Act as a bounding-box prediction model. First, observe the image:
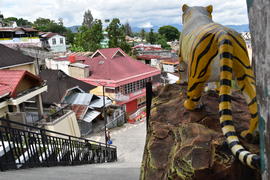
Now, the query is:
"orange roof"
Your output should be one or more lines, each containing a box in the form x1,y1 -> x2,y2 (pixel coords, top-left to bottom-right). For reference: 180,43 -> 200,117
161,58 -> 179,65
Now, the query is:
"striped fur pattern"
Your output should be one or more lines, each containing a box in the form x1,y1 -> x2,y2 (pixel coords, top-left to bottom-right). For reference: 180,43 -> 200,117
179,4 -> 260,168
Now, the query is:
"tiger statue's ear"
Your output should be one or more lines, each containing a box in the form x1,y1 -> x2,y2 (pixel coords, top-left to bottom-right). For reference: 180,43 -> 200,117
206,5 -> 213,14
182,4 -> 189,12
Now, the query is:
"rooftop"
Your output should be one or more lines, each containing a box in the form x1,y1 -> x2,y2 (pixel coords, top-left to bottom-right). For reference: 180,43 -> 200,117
0,27 -> 38,32
0,44 -> 34,69
83,48 -> 161,87
39,69 -> 96,105
41,32 -> 64,38
0,70 -> 42,98
161,58 -> 179,65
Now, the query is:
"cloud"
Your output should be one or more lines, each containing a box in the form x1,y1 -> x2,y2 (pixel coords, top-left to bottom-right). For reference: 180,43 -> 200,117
0,0 -> 249,27
139,22 -> 153,28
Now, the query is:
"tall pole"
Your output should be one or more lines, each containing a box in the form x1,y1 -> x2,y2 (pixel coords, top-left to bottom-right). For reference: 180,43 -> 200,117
102,85 -> 108,162
246,0 -> 270,178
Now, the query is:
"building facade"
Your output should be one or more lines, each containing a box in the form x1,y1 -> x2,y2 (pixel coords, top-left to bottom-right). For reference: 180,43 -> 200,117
40,32 -> 66,53
0,27 -> 41,48
80,48 -> 161,122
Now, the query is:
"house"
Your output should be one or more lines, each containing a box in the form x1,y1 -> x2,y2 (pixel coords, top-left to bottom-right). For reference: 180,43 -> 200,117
0,44 -> 37,74
60,87 -> 119,136
80,48 -> 161,122
134,44 -> 177,69
160,58 -> 179,73
0,27 -> 41,48
40,32 -> 67,53
0,70 -> 47,125
39,69 -> 96,106
136,54 -> 162,67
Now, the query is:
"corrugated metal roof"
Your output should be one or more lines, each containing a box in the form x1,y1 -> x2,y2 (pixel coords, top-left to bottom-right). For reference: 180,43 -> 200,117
90,96 -> 112,108
83,110 -> 100,123
64,93 -> 95,105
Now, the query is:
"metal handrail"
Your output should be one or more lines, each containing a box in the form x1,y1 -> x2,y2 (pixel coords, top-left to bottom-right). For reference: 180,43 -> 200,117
0,118 -> 117,171
0,118 -> 116,148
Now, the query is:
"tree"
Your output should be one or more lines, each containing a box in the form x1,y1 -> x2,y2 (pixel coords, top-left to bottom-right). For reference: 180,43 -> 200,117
72,19 -> 103,52
66,29 -> 75,44
106,18 -> 131,53
156,34 -> 171,50
4,17 -> 32,27
124,22 -> 132,36
82,10 -> 93,28
147,28 -> 156,44
33,17 -> 67,34
140,28 -> 146,40
158,25 -> 179,41
33,18 -> 52,31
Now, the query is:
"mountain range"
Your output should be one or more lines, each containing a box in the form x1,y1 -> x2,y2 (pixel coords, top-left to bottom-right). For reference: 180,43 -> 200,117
67,24 -> 249,33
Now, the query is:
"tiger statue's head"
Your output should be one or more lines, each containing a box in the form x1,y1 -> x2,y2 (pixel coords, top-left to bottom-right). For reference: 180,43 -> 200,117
182,4 -> 213,25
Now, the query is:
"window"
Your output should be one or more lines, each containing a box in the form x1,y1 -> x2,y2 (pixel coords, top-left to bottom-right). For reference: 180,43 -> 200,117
105,88 -> 115,93
52,38 -> 56,45
60,38 -> 64,44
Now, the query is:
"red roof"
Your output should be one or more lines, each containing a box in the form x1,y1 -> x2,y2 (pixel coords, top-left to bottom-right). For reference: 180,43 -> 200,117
0,70 -> 42,98
136,54 -> 162,60
71,105 -> 88,120
83,48 -> 161,87
91,48 -> 126,59
0,83 -> 11,97
42,32 -> 61,38
53,56 -> 88,62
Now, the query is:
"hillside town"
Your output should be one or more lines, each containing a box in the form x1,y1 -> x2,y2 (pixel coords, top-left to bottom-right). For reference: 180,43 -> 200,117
0,1 -> 265,180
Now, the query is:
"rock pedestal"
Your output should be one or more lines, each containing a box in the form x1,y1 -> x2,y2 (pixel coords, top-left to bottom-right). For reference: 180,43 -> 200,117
140,84 -> 260,180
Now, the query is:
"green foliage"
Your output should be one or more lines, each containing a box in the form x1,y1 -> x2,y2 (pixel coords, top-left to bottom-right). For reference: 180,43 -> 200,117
3,17 -> 32,27
158,25 -> 179,41
156,34 -> 171,50
147,28 -> 156,44
66,29 -> 75,44
124,22 -> 133,36
107,18 -> 131,53
82,10 -> 93,28
140,28 -> 146,40
33,17 -> 67,34
72,19 -> 103,52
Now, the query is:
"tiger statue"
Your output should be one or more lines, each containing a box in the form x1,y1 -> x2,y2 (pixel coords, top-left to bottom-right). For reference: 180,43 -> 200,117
178,4 -> 260,169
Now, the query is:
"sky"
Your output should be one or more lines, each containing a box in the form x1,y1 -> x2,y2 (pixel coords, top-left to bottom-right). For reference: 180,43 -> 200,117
0,0 -> 249,28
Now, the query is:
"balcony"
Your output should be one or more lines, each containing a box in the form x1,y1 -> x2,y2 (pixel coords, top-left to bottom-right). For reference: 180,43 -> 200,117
0,37 -> 41,47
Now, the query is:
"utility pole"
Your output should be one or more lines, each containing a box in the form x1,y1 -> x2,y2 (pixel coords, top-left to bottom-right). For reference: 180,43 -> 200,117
246,0 -> 270,179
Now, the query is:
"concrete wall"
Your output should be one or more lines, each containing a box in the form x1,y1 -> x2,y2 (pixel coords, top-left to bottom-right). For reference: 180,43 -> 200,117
90,86 -> 116,103
5,63 -> 36,75
69,66 -> 89,78
0,106 -> 8,118
47,59 -> 70,75
162,64 -> 175,73
44,111 -> 81,138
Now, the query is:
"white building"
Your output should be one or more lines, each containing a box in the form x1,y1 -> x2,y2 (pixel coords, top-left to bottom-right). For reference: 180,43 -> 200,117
40,32 -> 66,53
45,55 -> 88,75
160,58 -> 179,73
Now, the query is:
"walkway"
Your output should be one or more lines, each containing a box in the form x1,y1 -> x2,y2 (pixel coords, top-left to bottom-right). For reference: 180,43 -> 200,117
1,121 -> 146,180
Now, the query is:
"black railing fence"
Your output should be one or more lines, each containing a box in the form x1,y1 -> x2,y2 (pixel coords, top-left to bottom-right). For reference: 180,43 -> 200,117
0,118 -> 117,171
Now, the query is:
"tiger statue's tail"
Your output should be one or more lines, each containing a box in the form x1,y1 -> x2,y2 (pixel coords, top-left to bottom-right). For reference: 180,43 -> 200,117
218,32 -> 260,169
